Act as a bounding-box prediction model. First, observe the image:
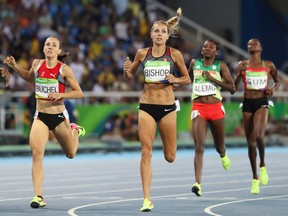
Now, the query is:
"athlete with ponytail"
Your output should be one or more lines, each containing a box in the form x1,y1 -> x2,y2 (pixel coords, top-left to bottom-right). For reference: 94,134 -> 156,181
123,8 -> 190,212
3,36 -> 85,208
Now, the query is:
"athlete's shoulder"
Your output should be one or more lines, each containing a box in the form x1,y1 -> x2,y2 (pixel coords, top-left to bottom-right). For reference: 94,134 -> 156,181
214,59 -> 222,64
168,46 -> 181,55
32,59 -> 43,66
60,62 -> 70,72
237,59 -> 248,67
194,59 -> 202,64
137,47 -> 150,54
135,47 -> 149,57
57,60 -> 66,67
263,60 -> 276,68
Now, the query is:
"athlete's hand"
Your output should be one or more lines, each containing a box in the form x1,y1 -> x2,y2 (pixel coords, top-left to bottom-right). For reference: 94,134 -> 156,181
202,71 -> 213,80
48,93 -> 63,101
239,62 -> 247,74
265,88 -> 273,98
0,67 -> 10,87
3,56 -> 17,69
166,74 -> 176,83
123,57 -> 133,79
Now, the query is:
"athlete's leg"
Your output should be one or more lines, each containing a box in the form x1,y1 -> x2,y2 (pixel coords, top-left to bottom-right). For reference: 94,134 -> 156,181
158,111 -> 177,163
253,108 -> 268,167
29,119 -> 49,197
243,112 -> 258,179
192,116 -> 207,184
210,118 -> 226,157
138,110 -> 157,200
53,119 -> 79,159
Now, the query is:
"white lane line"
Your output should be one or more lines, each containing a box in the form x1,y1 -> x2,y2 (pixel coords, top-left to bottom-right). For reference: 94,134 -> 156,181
67,198 -> 141,216
204,194 -> 288,216
67,183 -> 288,216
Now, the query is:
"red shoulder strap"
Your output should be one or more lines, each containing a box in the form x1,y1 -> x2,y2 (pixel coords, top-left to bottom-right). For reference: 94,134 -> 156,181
144,47 -> 152,60
165,47 -> 171,57
147,47 -> 152,55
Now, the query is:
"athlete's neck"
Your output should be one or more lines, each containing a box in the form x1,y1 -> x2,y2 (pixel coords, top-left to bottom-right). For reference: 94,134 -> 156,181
249,53 -> 262,66
203,58 -> 215,67
152,45 -> 166,57
45,58 -> 58,69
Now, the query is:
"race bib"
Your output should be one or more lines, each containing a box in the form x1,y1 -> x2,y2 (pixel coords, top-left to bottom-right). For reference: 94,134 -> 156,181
144,61 -> 170,83
35,78 -> 59,99
193,82 -> 216,96
246,72 -> 268,90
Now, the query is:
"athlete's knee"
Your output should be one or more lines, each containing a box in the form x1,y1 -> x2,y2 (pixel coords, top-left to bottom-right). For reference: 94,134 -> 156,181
248,142 -> 257,151
31,149 -> 44,161
141,147 -> 152,158
141,145 -> 152,159
194,143 -> 205,154
66,153 -> 76,159
255,136 -> 264,144
164,153 -> 175,163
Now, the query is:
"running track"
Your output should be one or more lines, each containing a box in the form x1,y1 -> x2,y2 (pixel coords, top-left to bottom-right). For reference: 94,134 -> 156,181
0,147 -> 287,216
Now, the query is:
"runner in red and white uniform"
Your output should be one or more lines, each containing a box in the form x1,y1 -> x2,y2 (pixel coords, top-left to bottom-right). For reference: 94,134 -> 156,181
234,38 -> 281,194
3,36 -> 86,208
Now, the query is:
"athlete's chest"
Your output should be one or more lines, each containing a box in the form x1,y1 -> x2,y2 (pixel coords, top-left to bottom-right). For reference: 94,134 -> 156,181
37,65 -> 60,79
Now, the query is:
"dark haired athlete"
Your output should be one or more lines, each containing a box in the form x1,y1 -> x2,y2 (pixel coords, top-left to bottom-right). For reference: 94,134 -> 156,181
234,38 -> 280,194
3,36 -> 86,208
188,39 -> 235,197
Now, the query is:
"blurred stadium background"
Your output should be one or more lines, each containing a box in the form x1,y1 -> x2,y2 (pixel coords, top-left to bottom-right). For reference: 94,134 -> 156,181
1,0 -> 288,154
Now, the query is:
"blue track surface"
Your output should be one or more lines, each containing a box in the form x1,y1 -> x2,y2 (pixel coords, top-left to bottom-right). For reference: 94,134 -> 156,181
0,147 -> 287,216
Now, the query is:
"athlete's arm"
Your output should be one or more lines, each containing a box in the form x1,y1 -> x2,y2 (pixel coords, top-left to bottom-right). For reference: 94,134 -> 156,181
233,60 -> 246,92
168,48 -> 191,84
187,59 -> 196,83
215,62 -> 236,94
265,60 -> 281,97
123,49 -> 145,80
3,56 -> 36,83
0,67 -> 10,87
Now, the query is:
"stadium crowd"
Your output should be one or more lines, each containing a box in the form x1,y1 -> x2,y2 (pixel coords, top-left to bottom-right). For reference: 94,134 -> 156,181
0,0 -> 196,99
1,0 -> 288,145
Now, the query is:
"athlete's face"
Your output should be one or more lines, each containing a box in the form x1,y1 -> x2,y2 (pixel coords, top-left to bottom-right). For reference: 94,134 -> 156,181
201,40 -> 217,59
43,37 -> 62,58
247,39 -> 262,54
150,23 -> 169,45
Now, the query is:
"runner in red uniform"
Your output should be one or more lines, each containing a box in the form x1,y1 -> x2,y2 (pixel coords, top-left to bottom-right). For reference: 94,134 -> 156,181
234,38 -> 280,194
3,36 -> 86,208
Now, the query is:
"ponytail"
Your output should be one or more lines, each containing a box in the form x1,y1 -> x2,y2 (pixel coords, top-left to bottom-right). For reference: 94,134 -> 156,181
151,8 -> 182,37
57,52 -> 70,63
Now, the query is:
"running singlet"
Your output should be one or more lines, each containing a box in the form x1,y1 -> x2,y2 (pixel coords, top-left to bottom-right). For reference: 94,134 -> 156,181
191,59 -> 222,100
35,60 -> 67,100
142,47 -> 178,84
242,61 -> 269,90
